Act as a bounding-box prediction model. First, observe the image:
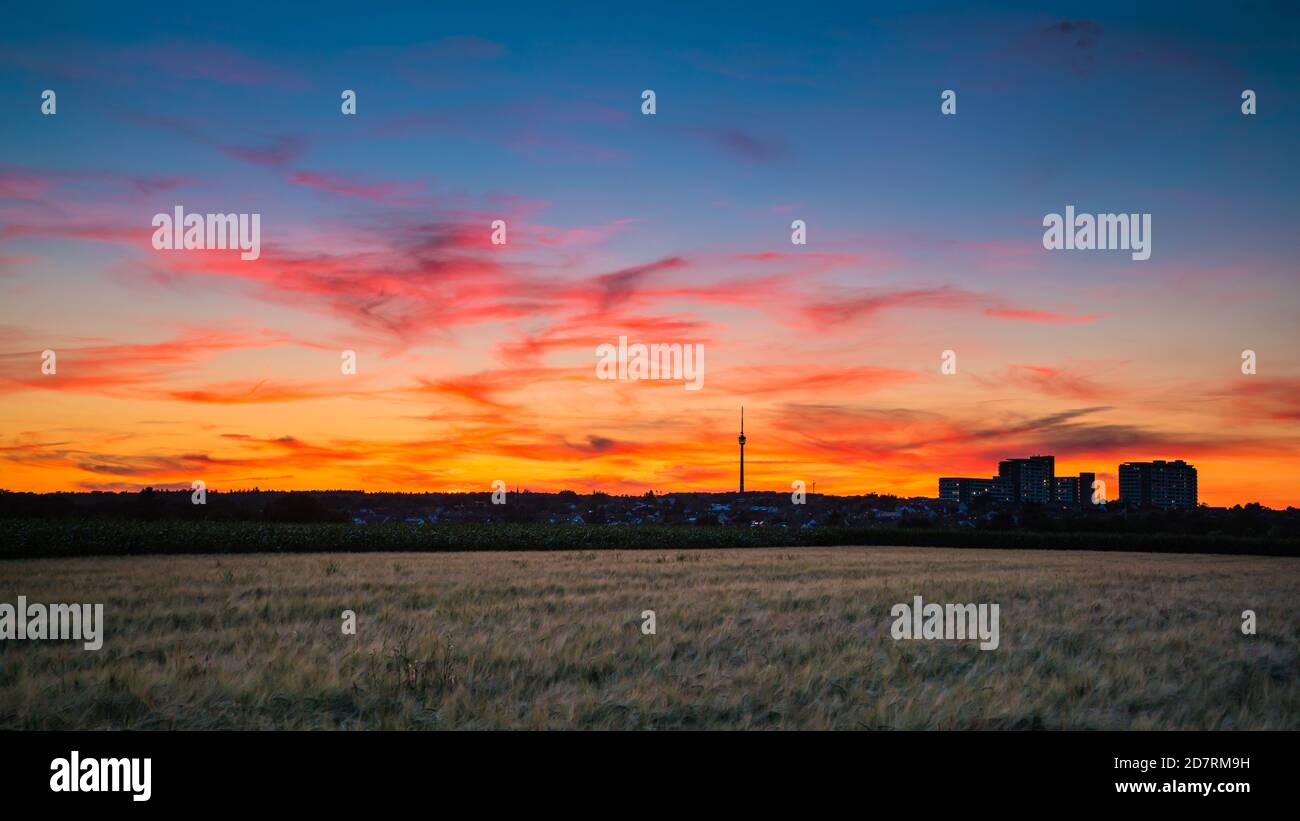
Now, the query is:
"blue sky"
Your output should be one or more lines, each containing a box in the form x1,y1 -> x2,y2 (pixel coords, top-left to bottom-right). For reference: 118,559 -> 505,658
1,1 -> 1298,503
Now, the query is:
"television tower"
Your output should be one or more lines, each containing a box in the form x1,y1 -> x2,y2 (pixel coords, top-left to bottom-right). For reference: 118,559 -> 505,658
738,406 -> 746,494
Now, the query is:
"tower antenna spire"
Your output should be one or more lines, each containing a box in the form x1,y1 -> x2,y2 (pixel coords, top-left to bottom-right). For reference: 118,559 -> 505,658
737,406 -> 746,494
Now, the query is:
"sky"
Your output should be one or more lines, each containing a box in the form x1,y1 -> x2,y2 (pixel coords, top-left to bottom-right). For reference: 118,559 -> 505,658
1,1 -> 1297,506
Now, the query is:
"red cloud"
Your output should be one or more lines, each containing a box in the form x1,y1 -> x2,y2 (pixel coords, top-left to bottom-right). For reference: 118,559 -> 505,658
287,171 -> 425,203
993,365 -> 1111,400
984,307 -> 1099,324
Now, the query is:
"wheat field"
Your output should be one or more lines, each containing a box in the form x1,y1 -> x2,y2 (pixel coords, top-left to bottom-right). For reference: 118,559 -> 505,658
1,546 -> 1296,729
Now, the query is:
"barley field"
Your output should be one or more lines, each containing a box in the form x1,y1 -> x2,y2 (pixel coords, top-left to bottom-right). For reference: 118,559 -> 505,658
1,546 -> 1297,730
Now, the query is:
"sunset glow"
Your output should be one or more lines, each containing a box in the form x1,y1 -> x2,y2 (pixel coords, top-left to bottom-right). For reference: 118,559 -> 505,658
2,4 -> 1297,506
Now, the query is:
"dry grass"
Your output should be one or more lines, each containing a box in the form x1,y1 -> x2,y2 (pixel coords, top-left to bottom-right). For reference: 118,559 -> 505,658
1,546 -> 1297,729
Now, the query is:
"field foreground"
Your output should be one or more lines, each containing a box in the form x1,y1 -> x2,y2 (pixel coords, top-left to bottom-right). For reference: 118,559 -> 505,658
2,546 -> 1297,730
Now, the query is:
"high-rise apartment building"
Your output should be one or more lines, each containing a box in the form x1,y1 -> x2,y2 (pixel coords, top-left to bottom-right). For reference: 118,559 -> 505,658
1118,460 -> 1197,509
941,455 -> 1088,506
999,455 -> 1055,504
